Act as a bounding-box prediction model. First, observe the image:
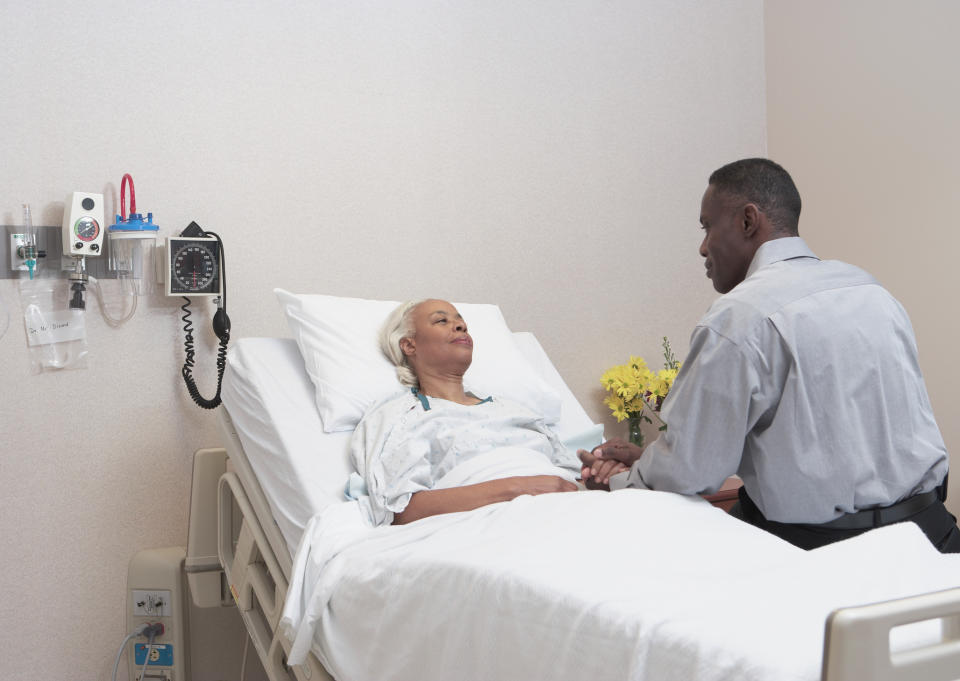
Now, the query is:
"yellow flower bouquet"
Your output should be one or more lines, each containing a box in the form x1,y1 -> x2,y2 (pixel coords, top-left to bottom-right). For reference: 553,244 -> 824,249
601,337 -> 680,447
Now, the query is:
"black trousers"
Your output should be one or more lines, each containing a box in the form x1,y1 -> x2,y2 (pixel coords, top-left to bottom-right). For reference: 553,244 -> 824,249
731,488 -> 960,553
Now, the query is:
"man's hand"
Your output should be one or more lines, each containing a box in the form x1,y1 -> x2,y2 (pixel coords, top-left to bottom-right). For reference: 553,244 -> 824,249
577,448 -> 629,490
593,438 -> 645,466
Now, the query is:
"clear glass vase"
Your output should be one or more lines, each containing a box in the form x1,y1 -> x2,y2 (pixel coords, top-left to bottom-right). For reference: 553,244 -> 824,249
627,413 -> 645,448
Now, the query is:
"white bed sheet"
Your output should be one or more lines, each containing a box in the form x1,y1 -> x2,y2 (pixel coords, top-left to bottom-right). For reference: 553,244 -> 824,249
282,489 -> 960,681
220,333 -> 601,558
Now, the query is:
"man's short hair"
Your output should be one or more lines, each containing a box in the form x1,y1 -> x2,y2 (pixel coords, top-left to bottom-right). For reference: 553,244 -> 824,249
708,158 -> 801,234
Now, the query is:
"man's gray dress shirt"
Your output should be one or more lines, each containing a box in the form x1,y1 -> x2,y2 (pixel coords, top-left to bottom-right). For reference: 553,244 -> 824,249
612,237 -> 948,524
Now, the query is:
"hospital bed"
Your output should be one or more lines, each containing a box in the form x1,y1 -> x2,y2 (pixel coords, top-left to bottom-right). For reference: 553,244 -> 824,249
185,301 -> 960,681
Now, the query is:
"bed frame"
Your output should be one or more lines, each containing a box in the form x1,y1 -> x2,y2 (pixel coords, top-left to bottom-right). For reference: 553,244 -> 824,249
185,410 -> 960,681
186,410 -> 332,681
822,587 -> 960,681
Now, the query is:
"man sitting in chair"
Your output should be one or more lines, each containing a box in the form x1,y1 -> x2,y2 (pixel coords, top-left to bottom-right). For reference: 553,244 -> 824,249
580,158 -> 960,553
352,299 -> 613,526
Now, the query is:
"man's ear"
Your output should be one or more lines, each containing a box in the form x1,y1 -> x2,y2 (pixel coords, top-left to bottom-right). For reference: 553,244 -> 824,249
399,337 -> 415,357
742,203 -> 761,238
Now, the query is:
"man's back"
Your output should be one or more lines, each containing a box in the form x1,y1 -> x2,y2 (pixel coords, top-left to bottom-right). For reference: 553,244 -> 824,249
701,242 -> 948,523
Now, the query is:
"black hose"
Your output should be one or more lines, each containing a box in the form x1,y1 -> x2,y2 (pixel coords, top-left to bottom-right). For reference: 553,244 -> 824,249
180,297 -> 228,409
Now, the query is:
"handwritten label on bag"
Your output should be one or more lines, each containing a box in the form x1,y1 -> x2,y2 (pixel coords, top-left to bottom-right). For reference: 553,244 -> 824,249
24,308 -> 86,346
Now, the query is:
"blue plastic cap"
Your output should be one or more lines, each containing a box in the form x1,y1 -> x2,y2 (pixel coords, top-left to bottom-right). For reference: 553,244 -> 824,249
109,212 -> 159,232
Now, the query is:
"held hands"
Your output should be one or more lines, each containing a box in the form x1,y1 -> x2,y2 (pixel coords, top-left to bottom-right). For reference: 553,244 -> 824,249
577,437 -> 644,490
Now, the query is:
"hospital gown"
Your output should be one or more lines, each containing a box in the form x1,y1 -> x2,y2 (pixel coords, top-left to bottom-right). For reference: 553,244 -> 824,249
351,389 -> 580,525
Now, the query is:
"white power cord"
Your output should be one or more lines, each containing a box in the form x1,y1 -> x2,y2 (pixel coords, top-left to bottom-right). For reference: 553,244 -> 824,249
111,623 -> 147,681
110,622 -> 162,681
139,628 -> 157,681
87,275 -> 138,327
111,630 -> 140,681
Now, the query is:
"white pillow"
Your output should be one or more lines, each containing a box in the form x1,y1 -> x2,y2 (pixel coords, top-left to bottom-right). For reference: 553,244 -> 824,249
275,290 -> 563,432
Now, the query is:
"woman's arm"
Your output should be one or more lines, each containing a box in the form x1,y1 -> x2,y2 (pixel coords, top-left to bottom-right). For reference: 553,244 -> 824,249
392,475 -> 577,525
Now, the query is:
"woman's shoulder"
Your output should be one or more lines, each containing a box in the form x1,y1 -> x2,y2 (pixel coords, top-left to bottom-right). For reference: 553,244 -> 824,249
359,389 -> 420,424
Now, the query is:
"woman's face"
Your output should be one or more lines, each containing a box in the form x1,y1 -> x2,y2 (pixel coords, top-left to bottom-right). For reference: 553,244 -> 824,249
402,299 -> 474,375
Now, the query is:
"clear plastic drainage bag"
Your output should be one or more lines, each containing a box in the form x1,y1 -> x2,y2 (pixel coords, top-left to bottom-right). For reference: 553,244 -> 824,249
19,278 -> 88,373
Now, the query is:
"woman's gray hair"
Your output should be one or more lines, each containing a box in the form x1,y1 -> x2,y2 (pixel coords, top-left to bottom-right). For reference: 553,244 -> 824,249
380,299 -> 426,388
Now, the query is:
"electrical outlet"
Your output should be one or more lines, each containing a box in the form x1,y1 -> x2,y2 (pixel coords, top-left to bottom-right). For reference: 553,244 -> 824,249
132,589 -> 172,617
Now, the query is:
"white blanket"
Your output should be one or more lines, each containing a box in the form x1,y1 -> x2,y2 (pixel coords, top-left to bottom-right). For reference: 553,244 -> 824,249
281,480 -> 960,681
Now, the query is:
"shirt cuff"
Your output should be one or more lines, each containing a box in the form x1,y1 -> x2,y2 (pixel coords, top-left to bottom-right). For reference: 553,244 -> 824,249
608,470 -> 631,491
608,464 -> 652,491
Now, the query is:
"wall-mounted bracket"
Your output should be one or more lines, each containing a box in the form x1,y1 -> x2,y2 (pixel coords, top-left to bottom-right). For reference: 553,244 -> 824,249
1,225 -> 117,280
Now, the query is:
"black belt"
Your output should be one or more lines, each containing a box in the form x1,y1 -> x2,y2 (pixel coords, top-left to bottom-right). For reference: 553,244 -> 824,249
819,490 -> 940,530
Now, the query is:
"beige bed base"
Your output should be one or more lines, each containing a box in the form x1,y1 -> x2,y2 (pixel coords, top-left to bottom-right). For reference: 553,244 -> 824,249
186,411 -> 960,681
185,410 -> 333,681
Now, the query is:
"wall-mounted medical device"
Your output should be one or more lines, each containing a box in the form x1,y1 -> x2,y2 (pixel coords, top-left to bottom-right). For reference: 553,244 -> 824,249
10,204 -> 45,279
164,236 -> 222,297
109,174 -> 159,297
62,192 -> 105,256
61,191 -> 105,310
166,222 -> 230,409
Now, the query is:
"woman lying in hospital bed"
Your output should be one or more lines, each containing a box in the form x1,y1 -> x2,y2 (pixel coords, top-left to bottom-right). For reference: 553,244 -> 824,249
276,295 -> 960,681
352,298 -> 622,526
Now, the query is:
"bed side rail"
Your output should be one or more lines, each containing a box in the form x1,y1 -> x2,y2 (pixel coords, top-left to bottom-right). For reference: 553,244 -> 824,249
822,587 -> 960,681
186,448 -> 233,607
218,470 -> 333,681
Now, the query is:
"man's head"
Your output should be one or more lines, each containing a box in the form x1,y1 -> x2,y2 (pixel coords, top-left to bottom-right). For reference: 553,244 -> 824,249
699,158 -> 801,293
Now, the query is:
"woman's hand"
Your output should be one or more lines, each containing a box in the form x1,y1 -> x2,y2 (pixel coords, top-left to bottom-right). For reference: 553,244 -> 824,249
393,475 -> 577,525
502,475 -> 579,498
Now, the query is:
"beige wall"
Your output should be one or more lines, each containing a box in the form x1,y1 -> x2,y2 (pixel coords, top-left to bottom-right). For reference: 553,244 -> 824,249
765,0 -> 960,516
0,2 -> 765,678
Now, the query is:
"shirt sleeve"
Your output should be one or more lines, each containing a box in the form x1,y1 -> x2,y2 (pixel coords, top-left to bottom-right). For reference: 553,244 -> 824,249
624,324 -> 765,495
375,435 -> 435,517
528,411 -> 581,473
351,397 -> 435,525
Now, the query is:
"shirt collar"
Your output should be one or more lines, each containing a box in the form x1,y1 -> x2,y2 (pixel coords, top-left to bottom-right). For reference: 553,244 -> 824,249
745,236 -> 819,279
411,387 -> 492,411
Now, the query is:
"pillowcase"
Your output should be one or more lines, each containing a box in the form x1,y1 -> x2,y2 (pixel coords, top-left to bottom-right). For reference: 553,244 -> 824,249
275,289 -> 563,433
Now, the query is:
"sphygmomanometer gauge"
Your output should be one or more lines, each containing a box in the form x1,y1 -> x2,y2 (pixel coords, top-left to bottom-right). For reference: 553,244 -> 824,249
171,241 -> 219,294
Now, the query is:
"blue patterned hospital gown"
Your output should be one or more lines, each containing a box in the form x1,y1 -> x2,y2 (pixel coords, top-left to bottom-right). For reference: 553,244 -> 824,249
350,389 -> 579,525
